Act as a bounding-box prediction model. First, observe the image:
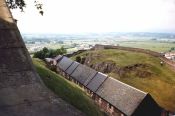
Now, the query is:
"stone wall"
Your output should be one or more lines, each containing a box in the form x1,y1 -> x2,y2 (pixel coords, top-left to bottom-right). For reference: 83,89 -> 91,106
66,50 -> 87,57
0,0 -> 85,115
93,44 -> 161,57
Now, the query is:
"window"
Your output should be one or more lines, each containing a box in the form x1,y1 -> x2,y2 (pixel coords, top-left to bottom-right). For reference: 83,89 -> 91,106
98,98 -> 102,104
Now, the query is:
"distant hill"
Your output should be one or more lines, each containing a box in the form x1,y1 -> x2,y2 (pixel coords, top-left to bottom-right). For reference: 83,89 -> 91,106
71,49 -> 175,112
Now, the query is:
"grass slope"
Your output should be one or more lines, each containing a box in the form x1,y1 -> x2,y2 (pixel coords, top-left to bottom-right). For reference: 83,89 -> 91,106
72,49 -> 175,112
33,58 -> 104,116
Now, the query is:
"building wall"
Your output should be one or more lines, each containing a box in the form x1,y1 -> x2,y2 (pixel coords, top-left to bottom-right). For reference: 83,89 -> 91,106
52,55 -> 167,116
131,94 -> 162,116
55,68 -> 124,116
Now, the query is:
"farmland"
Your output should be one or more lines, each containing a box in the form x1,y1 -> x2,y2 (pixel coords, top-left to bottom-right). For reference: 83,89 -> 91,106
23,32 -> 175,53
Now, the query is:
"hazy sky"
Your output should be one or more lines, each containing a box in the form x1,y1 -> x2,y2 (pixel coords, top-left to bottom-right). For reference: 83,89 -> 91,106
11,0 -> 175,34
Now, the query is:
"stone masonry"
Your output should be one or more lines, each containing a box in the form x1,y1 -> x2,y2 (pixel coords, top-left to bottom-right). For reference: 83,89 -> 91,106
0,0 -> 85,116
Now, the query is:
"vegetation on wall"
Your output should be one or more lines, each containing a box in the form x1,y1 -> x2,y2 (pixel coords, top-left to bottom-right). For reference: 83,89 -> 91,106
75,56 -> 86,64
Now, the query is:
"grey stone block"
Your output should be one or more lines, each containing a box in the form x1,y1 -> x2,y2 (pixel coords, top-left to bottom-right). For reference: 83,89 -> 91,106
0,71 -> 40,88
0,83 -> 52,107
0,48 -> 32,73
0,29 -> 24,48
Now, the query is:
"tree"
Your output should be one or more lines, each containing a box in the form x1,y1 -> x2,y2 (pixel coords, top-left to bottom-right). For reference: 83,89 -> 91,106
75,56 -> 81,63
33,50 -> 45,59
33,47 -> 67,59
43,47 -> 49,53
171,47 -> 175,51
60,46 -> 67,55
81,57 -> 86,64
6,0 -> 44,15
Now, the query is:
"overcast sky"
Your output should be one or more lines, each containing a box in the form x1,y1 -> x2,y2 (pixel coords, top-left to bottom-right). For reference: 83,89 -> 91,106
11,0 -> 175,34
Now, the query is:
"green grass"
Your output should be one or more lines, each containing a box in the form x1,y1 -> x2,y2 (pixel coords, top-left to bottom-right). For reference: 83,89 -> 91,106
72,49 -> 175,112
118,40 -> 175,52
33,58 -> 104,116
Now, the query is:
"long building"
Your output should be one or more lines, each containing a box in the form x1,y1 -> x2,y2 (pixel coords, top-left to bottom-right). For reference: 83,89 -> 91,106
55,55 -> 163,116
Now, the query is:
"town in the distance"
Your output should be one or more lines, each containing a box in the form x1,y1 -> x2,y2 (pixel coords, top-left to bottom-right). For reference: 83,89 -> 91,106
23,32 -> 175,61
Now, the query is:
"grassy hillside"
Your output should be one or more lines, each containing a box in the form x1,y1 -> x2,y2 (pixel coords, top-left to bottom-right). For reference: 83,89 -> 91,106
71,49 -> 175,112
33,58 -> 104,116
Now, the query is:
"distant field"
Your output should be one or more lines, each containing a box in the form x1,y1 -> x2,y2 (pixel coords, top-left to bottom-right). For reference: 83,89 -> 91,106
27,37 -> 175,54
116,40 -> 175,52
33,58 -> 104,116
72,49 -> 175,112
46,40 -> 175,53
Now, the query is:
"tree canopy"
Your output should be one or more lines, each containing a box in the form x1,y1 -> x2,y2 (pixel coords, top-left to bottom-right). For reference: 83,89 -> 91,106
33,47 -> 67,59
6,0 -> 43,15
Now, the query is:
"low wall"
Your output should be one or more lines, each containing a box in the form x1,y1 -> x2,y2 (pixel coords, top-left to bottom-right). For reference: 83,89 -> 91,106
65,50 -> 87,58
93,44 -> 161,57
93,44 -> 175,70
